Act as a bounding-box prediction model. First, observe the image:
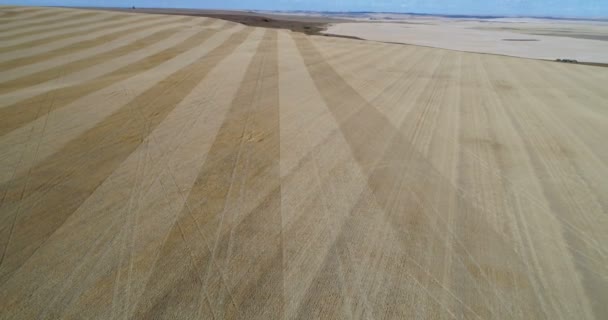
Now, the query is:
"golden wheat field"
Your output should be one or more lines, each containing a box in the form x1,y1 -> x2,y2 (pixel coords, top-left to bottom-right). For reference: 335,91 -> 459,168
0,5 -> 607,320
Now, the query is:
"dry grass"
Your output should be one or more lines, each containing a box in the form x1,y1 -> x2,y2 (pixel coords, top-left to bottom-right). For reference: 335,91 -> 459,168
0,5 -> 607,320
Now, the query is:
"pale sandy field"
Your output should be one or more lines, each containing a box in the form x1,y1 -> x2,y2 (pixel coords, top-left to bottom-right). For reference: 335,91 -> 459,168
0,5 -> 607,320
324,16 -> 608,63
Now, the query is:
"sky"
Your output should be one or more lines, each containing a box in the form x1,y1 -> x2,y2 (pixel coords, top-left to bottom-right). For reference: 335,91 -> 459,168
8,0 -> 608,18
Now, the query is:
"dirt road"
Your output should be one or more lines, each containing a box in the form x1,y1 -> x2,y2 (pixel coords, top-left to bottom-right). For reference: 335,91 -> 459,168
0,6 -> 607,320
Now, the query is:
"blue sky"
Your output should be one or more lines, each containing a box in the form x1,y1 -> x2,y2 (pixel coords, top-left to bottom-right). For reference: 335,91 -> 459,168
8,0 -> 608,18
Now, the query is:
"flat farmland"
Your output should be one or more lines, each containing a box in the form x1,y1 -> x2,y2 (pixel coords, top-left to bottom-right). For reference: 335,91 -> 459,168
0,6 -> 607,320
324,17 -> 608,64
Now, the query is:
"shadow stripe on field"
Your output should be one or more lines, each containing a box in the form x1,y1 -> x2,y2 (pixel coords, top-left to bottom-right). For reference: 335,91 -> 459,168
274,43 -> 442,318
0,13 -> 139,53
0,11 -> 103,41
0,15 -> 191,70
0,11 -> 101,40
0,25 -> 186,94
132,29 -> 283,320
0,27 -> 263,320
0,9 -> 76,32
0,27 -> 254,286
0,22 -> 224,137
293,33 -> 548,319
0,10 -> 61,26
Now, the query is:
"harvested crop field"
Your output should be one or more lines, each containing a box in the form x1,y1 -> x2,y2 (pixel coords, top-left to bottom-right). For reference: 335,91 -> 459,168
1,5 -> 607,320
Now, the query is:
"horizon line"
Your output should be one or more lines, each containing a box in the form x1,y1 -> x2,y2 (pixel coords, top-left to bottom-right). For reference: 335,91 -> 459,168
17,4 -> 608,21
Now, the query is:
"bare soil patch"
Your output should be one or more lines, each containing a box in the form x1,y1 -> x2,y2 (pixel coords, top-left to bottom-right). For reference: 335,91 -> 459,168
88,7 -> 353,36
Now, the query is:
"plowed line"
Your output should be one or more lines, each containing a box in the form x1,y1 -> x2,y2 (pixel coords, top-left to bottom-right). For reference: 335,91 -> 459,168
0,10 -> 62,26
0,27 -> 184,94
0,27 -> 254,286
0,11 -> 103,41
0,25 -> 227,138
0,14 -> 186,66
0,14 -> 151,53
0,15 -> 190,71
0,18 -> 203,82
133,30 -> 283,320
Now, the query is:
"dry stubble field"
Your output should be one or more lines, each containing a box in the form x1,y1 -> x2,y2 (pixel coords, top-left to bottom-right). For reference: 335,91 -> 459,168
0,5 -> 607,320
